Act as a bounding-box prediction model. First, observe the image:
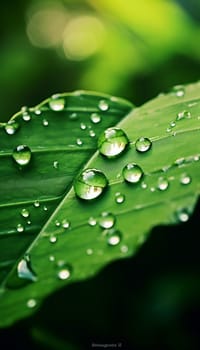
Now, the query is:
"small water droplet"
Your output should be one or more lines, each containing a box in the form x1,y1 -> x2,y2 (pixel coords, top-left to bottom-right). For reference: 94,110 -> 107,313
99,212 -> 115,229
80,122 -> 87,130
74,168 -> 108,200
27,299 -> 37,308
5,120 -> 20,135
69,112 -> 78,120
120,245 -> 128,253
150,187 -> 155,192
89,130 -> 96,138
141,182 -> 147,189
174,157 -> 185,166
171,85 -> 185,97
122,163 -> 143,183
90,113 -> 101,124
76,138 -> 83,146
42,119 -> 49,126
12,145 -> 31,167
17,255 -> 37,282
49,235 -> 57,243
98,127 -> 129,158
27,220 -> 31,225
49,96 -> 65,111
17,224 -> 24,232
43,206 -> 48,211
88,217 -> 97,226
34,201 -> 40,208
53,161 -> 59,169
157,177 -> 169,191
115,192 -> 125,204
86,248 -> 93,255
180,173 -> 191,185
177,209 -> 189,222
49,255 -> 55,262
22,112 -> 31,122
170,121 -> 176,127
135,137 -> 152,153
105,229 -> 122,246
176,110 -> 191,121
55,220 -> 61,227
166,127 -> 172,133
62,219 -> 70,229
98,100 -> 109,111
35,109 -> 42,115
57,264 -> 71,280
21,208 -> 30,218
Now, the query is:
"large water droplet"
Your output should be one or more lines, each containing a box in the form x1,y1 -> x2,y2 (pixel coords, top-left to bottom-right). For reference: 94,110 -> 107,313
98,100 -> 109,111
98,127 -> 129,158
12,145 -> 31,167
176,110 -> 191,121
135,137 -> 152,153
180,173 -> 191,185
105,229 -> 122,246
90,113 -> 101,124
17,255 -> 37,282
99,212 -> 115,229
5,120 -> 20,135
115,192 -> 125,204
21,208 -> 30,218
49,95 -> 65,111
74,168 -> 108,200
122,163 -> 143,183
157,177 -> 169,191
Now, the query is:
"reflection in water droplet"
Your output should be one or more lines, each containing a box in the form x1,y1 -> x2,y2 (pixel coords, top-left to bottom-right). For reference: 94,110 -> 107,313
17,224 -> 24,233
12,145 -> 31,167
98,100 -> 109,111
115,192 -> 125,204
62,219 -> 70,229
43,119 -> 49,126
180,173 -> 191,185
157,177 -> 169,191
135,137 -> 152,153
74,168 -> 108,200
171,85 -> 185,97
17,255 -> 37,282
99,212 -> 115,229
27,299 -> 37,308
122,163 -> 143,183
21,208 -> 30,218
88,217 -> 97,226
105,229 -> 122,246
98,127 -> 129,158
49,96 -> 65,111
90,113 -> 101,124
5,120 -> 20,135
176,110 -> 191,121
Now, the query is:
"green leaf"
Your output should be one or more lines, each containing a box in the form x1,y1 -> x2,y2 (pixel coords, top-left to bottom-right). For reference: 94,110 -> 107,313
1,82 -> 200,327
0,91 -> 133,326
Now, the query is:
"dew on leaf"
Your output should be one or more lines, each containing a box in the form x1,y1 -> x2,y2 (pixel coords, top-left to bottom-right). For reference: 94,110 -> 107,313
89,130 -> 96,138
74,168 -> 108,200
122,163 -> 143,183
49,96 -> 65,111
35,109 -> 42,115
99,212 -> 115,229
120,245 -> 129,253
176,110 -> 191,121
80,122 -> 87,130
49,235 -> 57,243
88,217 -> 97,226
69,112 -> 78,120
180,173 -> 191,185
98,100 -> 109,111
27,299 -> 37,308
62,219 -> 70,229
42,119 -> 49,126
17,224 -> 24,233
90,113 -> 101,124
34,200 -> 40,207
21,208 -> 30,218
157,177 -> 169,191
86,248 -> 93,255
135,137 -> 152,153
115,192 -> 125,204
12,145 -> 31,167
53,161 -> 59,169
17,255 -> 37,282
177,209 -> 189,222
76,138 -> 83,146
98,127 -> 129,158
171,85 -> 185,97
5,120 -> 20,135
57,264 -> 72,280
55,220 -> 61,227
49,255 -> 55,262
170,121 -> 176,127
105,229 -> 122,246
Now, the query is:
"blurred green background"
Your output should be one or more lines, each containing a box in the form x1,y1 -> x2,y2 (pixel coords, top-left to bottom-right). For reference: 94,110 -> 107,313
1,0 -> 200,349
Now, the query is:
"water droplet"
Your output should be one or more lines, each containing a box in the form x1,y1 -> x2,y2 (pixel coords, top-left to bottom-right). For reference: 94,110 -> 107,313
150,187 -> 155,192
42,119 -> 49,126
105,229 -> 122,246
88,217 -> 97,226
80,122 -> 87,130
135,137 -> 152,153
99,212 -> 115,229
176,110 -> 191,121
166,127 -> 172,133
141,182 -> 147,189
55,220 -> 61,227
177,209 -> 189,222
34,200 -> 40,207
122,163 -> 143,183
171,85 -> 185,97
86,248 -> 93,255
120,245 -> 128,253
22,112 -> 31,122
170,121 -> 176,127
180,173 -> 191,185
27,220 -> 31,225
21,208 -> 30,218
76,138 -> 83,146
17,255 -> 37,282
98,100 -> 109,111
90,113 -> 101,124
12,145 -> 31,167
49,255 -> 55,262
17,224 -> 24,232
89,130 -> 96,138
43,206 -> 48,211
157,177 -> 169,191
69,112 -> 78,120
62,219 -> 70,229
35,109 -> 42,115
57,264 -> 71,280
115,192 -> 125,204
5,120 -> 20,135
53,161 -> 59,169
27,298 -> 37,308
49,235 -> 57,243
74,168 -> 108,200
49,96 -> 65,111
98,127 -> 129,158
